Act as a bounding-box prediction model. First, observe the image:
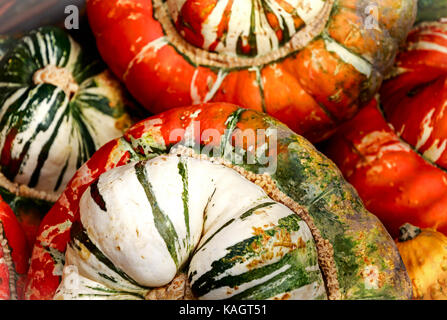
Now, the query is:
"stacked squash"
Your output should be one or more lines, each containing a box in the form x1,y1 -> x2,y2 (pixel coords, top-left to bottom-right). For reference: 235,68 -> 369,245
1,1 -> 440,301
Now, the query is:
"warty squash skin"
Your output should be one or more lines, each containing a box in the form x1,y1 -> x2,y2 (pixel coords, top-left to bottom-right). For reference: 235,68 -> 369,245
0,26 -> 132,247
25,103 -> 411,300
396,223 -> 447,300
0,195 -> 30,300
323,20 -> 447,238
86,0 -> 416,142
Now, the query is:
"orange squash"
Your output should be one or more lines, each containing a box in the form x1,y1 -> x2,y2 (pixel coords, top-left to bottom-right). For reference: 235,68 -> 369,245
396,223 -> 447,300
86,0 -> 416,142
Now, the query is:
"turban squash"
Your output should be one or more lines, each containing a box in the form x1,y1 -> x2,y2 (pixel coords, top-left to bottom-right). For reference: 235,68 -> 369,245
86,0 -> 416,142
324,20 -> 447,238
0,26 -> 132,247
25,103 -> 411,300
0,195 -> 29,300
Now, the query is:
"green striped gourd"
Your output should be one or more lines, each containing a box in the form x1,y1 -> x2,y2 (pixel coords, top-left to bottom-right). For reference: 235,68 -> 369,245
0,26 -> 132,246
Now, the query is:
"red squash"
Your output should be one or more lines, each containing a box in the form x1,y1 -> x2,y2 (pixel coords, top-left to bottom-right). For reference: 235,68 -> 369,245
324,20 -> 447,238
0,195 -> 30,300
86,0 -> 416,142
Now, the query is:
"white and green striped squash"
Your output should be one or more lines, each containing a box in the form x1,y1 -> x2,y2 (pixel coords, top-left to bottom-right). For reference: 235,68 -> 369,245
0,26 -> 131,198
55,155 -> 326,300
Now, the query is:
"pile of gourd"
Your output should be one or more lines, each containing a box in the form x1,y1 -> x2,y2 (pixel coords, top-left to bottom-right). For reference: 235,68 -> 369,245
1,0 -> 447,301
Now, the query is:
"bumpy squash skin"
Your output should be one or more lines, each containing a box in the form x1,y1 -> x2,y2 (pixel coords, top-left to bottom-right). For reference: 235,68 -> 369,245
0,195 -> 30,300
86,0 -> 416,142
25,103 -> 411,300
396,224 -> 447,300
324,21 -> 447,238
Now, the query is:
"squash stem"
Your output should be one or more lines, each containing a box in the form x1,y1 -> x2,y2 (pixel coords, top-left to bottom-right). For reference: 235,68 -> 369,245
398,223 -> 422,242
33,64 -> 79,98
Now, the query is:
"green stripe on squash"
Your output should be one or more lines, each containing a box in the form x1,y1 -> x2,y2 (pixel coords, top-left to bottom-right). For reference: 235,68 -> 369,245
135,161 -> 181,268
